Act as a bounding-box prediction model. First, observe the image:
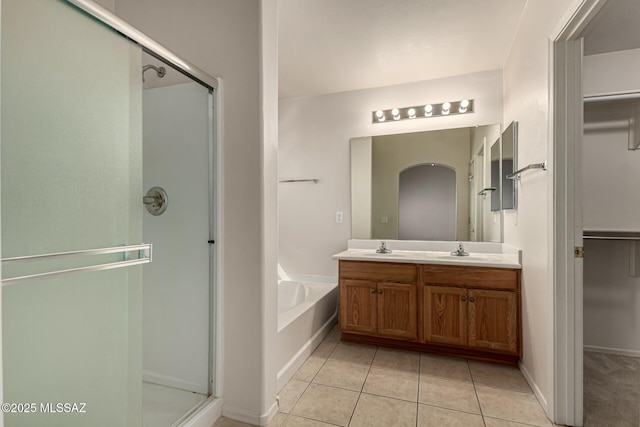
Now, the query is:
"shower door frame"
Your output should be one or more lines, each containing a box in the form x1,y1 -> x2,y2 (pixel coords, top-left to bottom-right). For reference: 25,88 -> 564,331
65,0 -> 223,403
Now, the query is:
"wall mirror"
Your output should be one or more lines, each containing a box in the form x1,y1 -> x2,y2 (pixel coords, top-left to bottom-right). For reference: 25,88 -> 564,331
351,124 -> 502,243
501,121 -> 518,210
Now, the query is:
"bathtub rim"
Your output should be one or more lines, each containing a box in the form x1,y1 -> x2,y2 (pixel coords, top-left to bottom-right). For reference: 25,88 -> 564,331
277,278 -> 338,332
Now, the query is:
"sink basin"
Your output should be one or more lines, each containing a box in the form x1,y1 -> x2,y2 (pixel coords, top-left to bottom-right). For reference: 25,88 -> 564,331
436,255 -> 487,261
370,251 -> 407,256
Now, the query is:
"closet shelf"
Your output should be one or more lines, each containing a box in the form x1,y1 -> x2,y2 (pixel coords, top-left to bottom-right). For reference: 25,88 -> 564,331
583,230 -> 640,241
583,91 -> 640,103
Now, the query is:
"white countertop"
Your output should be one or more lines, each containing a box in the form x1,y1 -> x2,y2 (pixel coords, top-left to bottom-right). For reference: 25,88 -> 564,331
333,240 -> 522,269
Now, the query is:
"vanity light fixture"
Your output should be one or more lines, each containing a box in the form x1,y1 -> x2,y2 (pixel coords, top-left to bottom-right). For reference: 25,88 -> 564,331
372,99 -> 474,123
459,99 -> 470,113
424,104 -> 433,117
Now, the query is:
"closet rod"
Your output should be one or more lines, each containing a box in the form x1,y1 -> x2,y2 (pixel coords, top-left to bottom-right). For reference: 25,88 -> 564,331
584,92 -> 640,103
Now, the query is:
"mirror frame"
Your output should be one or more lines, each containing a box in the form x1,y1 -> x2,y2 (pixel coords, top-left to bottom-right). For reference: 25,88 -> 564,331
490,137 -> 501,212
501,121 -> 518,210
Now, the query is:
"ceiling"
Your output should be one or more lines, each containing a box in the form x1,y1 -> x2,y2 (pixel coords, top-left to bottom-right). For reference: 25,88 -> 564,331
582,0 -> 640,56
278,0 -> 527,99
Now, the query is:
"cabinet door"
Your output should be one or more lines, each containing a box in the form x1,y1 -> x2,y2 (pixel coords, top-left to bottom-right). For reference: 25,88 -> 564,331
468,289 -> 518,354
377,282 -> 417,340
423,286 -> 467,346
340,279 -> 378,334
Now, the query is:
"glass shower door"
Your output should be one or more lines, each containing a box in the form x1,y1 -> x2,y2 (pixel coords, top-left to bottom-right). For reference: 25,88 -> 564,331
1,0 -> 144,426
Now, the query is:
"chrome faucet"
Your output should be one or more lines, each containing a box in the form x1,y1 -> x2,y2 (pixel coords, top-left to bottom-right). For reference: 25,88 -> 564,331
450,242 -> 469,257
376,241 -> 392,254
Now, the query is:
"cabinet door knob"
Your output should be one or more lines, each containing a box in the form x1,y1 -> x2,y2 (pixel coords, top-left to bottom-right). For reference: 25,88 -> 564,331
378,289 -> 383,294
461,296 -> 467,302
370,288 -> 375,293
469,297 -> 475,302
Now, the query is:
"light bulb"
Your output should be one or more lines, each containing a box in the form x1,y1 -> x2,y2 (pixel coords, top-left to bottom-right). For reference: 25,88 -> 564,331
459,99 -> 469,113
375,110 -> 384,119
408,108 -> 416,118
442,102 -> 451,115
392,108 -> 400,120
424,104 -> 433,117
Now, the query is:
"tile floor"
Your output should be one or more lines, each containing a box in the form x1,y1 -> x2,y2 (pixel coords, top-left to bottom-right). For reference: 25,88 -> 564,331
214,326 -> 558,427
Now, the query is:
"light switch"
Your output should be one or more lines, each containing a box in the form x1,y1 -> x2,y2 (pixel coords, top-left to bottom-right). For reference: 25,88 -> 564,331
381,216 -> 388,224
336,211 -> 343,223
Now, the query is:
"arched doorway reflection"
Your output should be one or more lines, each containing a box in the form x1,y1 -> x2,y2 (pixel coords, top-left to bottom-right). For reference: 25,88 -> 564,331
398,164 -> 456,240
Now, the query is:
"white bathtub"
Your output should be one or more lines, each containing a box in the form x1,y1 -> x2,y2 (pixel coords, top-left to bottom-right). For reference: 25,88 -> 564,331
276,276 -> 338,390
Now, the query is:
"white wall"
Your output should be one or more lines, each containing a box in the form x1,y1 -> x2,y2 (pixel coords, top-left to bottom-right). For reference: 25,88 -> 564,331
279,70 -> 503,277
584,48 -> 640,97
260,0 -> 279,423
501,0 -> 576,416
114,0 -> 279,423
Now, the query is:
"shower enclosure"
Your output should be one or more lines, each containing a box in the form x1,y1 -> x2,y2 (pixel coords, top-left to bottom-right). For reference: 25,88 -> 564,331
140,57 -> 215,427
0,0 -> 220,426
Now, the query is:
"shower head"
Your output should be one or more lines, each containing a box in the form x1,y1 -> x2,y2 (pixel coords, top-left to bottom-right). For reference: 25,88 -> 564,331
142,64 -> 166,82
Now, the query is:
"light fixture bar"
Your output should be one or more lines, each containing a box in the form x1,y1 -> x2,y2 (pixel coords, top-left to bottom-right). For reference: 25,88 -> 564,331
372,99 -> 474,123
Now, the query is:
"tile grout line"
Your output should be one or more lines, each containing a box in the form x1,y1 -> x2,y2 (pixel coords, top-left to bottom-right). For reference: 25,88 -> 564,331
286,335 -> 337,417
468,359 -> 487,427
346,345 -> 377,427
416,352 -> 422,427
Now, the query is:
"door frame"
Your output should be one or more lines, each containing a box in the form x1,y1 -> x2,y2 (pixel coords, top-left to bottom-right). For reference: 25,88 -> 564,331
551,0 -> 607,425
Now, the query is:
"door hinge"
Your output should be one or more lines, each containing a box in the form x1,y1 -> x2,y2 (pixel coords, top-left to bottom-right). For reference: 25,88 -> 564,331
574,246 -> 584,258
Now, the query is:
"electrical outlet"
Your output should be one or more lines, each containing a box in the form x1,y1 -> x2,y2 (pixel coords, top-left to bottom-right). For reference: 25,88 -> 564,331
381,216 -> 388,224
336,211 -> 343,223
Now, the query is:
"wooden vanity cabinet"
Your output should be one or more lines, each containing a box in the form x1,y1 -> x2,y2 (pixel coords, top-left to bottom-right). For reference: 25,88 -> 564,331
421,265 -> 521,356
339,259 -> 522,363
339,261 -> 417,340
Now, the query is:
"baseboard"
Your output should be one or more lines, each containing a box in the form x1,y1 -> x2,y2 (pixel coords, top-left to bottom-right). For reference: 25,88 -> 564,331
518,361 -> 550,417
221,399 -> 278,426
179,396 -> 223,427
222,405 -> 260,425
143,370 -> 208,395
276,312 -> 337,391
584,345 -> 640,358
260,401 -> 279,426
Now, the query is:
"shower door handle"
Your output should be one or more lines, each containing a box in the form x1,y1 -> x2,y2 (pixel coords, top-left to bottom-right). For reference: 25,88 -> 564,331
1,244 -> 152,285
